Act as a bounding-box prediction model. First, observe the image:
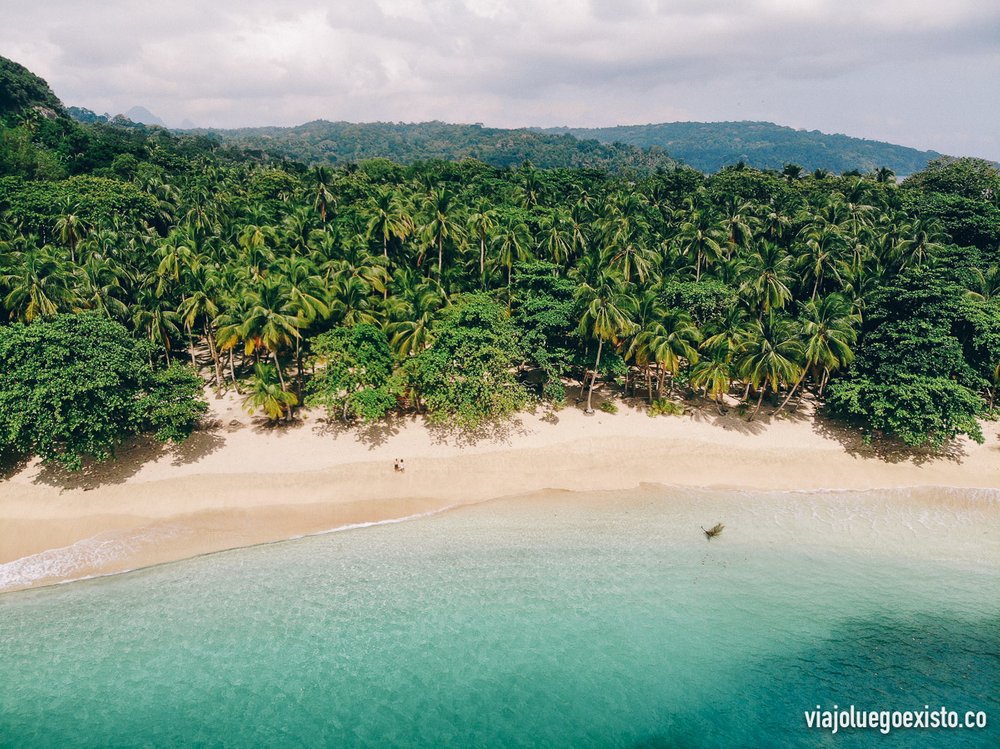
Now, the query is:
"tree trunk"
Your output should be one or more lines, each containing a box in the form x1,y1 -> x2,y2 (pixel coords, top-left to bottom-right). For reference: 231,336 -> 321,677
656,363 -> 664,398
383,236 -> 389,300
228,349 -> 240,394
272,350 -> 286,391
205,317 -> 223,390
585,338 -> 603,413
646,367 -> 653,403
748,385 -> 766,421
295,338 -> 304,393
480,237 -> 486,279
437,234 -> 444,280
188,331 -> 197,368
775,370 -> 807,414
818,368 -> 830,397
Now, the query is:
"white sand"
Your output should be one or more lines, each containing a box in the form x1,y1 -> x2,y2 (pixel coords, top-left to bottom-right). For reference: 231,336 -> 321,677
2,389 -> 998,592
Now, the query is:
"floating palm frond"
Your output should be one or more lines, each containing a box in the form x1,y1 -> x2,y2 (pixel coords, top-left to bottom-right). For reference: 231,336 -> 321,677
702,522 -> 725,540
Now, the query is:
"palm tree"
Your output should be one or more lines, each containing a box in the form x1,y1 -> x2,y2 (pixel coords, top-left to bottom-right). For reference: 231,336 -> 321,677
421,186 -> 465,283
132,285 -> 182,365
720,197 -> 755,259
677,208 -> 724,282
329,274 -> 377,327
538,208 -> 572,268
493,213 -> 532,295
873,166 -> 896,184
736,315 -> 804,420
2,246 -> 78,323
53,205 -> 90,264
690,351 -> 734,413
796,222 -> 845,300
366,186 -> 413,261
466,202 -> 498,280
312,166 -> 336,224
235,278 -> 303,389
576,274 -> 636,413
782,163 -> 804,182
77,256 -> 130,321
776,293 -> 858,410
966,266 -> 1000,302
628,309 -> 701,399
739,240 -> 794,316
383,278 -> 445,358
243,363 -> 298,421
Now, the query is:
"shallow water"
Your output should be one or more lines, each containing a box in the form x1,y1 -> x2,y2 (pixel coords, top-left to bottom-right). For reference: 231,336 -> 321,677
1,487 -> 997,747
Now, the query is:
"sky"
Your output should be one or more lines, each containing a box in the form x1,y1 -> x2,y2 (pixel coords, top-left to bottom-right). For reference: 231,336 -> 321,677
2,0 -> 998,159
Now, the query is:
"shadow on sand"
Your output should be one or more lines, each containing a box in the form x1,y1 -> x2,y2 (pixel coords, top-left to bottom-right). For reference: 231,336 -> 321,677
810,415 -> 968,465
27,423 -> 226,491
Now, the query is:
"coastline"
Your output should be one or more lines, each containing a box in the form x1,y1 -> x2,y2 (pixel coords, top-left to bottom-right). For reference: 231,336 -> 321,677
3,391 -> 999,593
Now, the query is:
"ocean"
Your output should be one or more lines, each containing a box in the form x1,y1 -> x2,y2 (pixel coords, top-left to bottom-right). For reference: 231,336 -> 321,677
1,486 -> 997,747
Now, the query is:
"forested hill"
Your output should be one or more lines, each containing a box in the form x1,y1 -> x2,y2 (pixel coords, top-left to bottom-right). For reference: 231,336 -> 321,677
197,120 -> 677,174
543,122 -> 943,175
0,57 -> 67,121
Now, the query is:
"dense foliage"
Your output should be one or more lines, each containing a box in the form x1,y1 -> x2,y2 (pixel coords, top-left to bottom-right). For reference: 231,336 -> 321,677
1,56 -> 997,457
827,269 -> 985,447
546,121 -> 944,175
306,324 -> 396,422
0,315 -> 206,469
200,120 -> 676,174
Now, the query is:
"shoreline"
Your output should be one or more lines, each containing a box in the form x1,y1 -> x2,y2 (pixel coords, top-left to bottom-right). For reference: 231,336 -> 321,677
3,391 -> 999,593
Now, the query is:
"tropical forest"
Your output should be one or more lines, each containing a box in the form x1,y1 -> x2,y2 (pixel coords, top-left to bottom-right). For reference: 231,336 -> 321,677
2,55 -> 999,471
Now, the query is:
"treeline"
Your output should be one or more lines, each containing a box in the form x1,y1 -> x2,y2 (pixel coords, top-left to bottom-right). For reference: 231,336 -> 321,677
1,143 -> 998,468
195,120 -> 677,174
545,121 -> 945,175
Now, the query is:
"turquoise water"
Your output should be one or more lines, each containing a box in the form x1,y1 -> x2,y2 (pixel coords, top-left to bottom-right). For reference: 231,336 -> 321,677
1,487 -> 997,748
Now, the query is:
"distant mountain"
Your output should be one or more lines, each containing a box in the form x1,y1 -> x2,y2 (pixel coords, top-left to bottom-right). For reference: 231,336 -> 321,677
0,57 -> 67,122
201,120 -> 677,174
124,106 -> 166,127
542,121 -> 943,176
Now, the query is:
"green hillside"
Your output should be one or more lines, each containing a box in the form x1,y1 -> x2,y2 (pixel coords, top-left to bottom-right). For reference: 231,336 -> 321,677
0,57 -> 66,121
544,121 -> 943,175
199,120 -> 676,174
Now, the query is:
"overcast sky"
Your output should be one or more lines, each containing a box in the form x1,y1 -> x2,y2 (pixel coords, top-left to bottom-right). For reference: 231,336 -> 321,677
3,0 -> 998,159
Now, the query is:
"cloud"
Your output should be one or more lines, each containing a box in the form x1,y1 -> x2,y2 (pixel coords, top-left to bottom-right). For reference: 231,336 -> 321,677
0,0 -> 997,158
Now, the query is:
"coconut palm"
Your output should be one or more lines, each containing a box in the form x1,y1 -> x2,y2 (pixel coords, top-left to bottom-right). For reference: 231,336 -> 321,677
243,363 -> 298,421
690,351 -> 734,413
466,202 -> 499,279
53,205 -> 90,264
739,240 -> 794,316
236,277 -> 303,388
736,315 -> 805,420
775,293 -> 858,410
677,208 -> 724,282
493,213 -> 532,294
628,309 -> 701,398
312,166 -> 336,224
421,186 -> 465,282
795,222 -> 846,300
576,274 -> 636,413
366,186 -> 413,261
2,248 -> 75,322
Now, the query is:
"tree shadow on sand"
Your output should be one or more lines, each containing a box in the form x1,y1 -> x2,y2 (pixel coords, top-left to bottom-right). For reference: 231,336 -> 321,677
0,452 -> 30,481
311,414 -> 404,449
28,423 -> 226,491
424,413 -> 531,447
810,415 -> 968,465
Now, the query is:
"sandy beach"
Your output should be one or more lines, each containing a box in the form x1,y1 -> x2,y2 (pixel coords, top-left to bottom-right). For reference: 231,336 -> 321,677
2,389 -> 999,592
